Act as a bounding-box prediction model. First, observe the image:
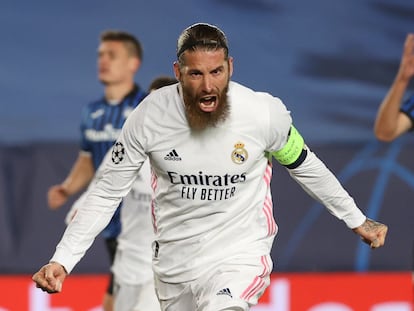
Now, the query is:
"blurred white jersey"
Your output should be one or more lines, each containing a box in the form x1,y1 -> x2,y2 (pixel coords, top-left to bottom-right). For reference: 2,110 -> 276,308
53,81 -> 365,284
111,159 -> 159,311
111,159 -> 154,284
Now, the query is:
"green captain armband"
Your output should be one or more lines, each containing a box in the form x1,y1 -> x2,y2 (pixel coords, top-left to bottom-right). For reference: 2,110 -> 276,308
271,125 -> 307,169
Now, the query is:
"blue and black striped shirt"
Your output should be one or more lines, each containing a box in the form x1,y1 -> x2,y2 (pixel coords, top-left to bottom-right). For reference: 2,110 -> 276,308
79,84 -> 147,238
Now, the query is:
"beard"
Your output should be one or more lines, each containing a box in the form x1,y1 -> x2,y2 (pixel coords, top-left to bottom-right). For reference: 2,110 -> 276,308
181,83 -> 230,131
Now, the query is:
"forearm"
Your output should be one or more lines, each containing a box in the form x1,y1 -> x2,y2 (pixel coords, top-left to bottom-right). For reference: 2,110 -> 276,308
62,153 -> 95,196
287,149 -> 366,229
374,73 -> 410,140
51,154 -> 143,273
50,191 -> 121,273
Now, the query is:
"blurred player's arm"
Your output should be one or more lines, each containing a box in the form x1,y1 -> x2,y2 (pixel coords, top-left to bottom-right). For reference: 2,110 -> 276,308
374,33 -> 414,142
47,152 -> 94,210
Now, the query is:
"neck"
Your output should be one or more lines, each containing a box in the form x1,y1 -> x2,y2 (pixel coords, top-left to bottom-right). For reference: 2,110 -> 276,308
104,81 -> 135,101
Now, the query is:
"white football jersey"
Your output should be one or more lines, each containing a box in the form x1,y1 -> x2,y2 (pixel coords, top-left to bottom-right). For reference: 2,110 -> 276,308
52,81 -> 365,283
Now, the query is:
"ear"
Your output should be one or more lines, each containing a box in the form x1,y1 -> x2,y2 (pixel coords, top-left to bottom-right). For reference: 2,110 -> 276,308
130,57 -> 141,73
173,61 -> 181,80
228,57 -> 234,77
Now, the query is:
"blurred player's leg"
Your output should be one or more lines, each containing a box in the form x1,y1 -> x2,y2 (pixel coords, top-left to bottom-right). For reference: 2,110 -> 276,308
114,277 -> 160,311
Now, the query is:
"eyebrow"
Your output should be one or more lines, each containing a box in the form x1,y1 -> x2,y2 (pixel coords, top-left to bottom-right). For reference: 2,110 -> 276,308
187,65 -> 224,74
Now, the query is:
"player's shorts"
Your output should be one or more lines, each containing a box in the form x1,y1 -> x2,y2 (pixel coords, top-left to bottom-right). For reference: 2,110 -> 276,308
154,254 -> 272,311
105,237 -> 118,294
113,277 -> 160,311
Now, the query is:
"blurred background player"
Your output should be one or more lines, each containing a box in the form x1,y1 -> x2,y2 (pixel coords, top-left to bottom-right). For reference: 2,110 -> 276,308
46,30 -> 147,311
148,75 -> 179,92
373,32 -> 414,277
374,33 -> 414,141
66,75 -> 177,311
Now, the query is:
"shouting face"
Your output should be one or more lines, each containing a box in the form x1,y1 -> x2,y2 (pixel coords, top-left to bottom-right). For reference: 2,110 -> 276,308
174,48 -> 233,131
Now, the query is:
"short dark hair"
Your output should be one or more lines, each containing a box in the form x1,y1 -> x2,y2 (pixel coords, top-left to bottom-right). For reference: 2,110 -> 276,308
148,76 -> 178,92
100,30 -> 143,60
176,23 -> 229,62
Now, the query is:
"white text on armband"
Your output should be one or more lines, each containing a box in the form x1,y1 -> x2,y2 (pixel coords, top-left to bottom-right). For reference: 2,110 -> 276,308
271,125 -> 307,169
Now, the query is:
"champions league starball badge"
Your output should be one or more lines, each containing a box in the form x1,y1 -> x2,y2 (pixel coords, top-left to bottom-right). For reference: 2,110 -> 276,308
231,142 -> 248,164
112,142 -> 125,164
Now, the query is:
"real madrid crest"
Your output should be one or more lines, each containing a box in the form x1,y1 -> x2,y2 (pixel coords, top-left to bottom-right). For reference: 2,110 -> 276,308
231,142 -> 248,164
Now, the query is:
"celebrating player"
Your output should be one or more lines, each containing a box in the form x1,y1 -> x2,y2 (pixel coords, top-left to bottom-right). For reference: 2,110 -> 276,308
34,23 -> 387,311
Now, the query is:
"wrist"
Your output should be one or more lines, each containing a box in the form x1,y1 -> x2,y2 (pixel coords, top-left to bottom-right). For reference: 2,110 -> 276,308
49,261 -> 68,275
60,183 -> 72,197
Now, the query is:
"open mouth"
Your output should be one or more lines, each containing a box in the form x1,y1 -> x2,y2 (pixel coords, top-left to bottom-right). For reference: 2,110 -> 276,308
199,96 -> 218,112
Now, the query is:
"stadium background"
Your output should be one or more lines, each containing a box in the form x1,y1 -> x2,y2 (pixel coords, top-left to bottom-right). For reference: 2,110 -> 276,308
0,0 -> 413,309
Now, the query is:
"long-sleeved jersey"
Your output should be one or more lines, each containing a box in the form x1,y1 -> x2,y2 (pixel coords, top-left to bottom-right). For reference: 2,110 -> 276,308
51,81 -> 365,283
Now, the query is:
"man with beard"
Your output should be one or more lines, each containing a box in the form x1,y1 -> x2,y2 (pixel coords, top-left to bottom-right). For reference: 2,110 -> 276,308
33,23 -> 388,311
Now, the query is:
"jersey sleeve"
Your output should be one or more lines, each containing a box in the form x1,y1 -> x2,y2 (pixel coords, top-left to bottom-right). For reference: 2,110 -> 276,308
50,101 -> 149,273
286,147 -> 366,229
265,96 -> 366,229
265,95 -> 292,152
400,94 -> 414,130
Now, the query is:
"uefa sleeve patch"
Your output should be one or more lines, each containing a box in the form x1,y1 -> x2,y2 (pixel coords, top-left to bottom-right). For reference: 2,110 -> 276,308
112,142 -> 125,164
271,125 -> 307,168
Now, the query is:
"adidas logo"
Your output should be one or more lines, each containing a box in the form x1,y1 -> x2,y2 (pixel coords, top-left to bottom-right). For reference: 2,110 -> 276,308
216,288 -> 232,298
164,149 -> 182,161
